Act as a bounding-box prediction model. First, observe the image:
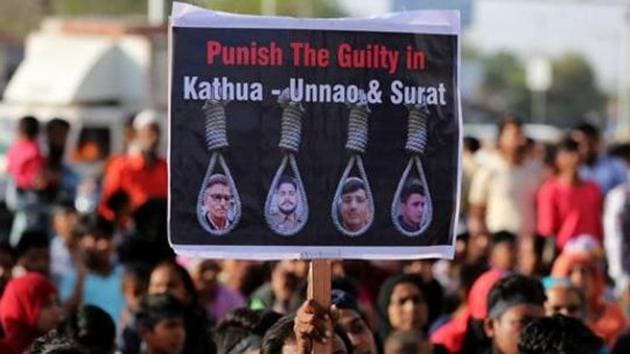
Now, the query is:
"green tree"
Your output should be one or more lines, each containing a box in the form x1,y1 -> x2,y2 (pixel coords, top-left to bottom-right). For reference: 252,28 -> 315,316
0,0 -> 148,38
51,0 -> 147,16
546,53 -> 605,127
0,0 -> 47,38
479,51 -> 530,119
198,0 -> 344,17
0,0 -> 344,39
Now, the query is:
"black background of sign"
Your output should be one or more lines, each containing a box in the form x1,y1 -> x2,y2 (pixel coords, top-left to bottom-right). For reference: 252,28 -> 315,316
170,27 -> 459,247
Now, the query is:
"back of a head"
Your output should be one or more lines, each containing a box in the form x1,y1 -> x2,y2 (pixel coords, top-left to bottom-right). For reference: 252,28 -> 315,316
214,308 -> 261,354
518,314 -> 603,354
261,315 -> 296,354
18,116 -> 40,140
213,326 -> 255,354
136,293 -> 186,330
253,310 -> 283,336
217,308 -> 260,331
213,309 -> 280,354
385,330 -> 424,354
487,274 -> 546,319
16,230 -> 49,258
60,305 -> 115,354
463,136 -> 481,154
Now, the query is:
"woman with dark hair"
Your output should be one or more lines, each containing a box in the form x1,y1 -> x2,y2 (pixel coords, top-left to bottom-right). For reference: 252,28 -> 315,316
148,261 -> 199,307
59,305 -> 116,354
147,261 -> 215,354
0,273 -> 63,354
122,261 -> 215,354
376,274 -> 428,341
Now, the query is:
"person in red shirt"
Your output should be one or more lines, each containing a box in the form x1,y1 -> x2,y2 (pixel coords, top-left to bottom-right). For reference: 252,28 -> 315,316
430,268 -> 506,353
537,138 -> 603,250
6,116 -> 48,244
100,111 -> 167,220
6,116 -> 44,191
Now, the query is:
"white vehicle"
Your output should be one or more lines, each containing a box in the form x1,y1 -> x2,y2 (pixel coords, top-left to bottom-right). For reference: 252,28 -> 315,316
0,17 -> 168,200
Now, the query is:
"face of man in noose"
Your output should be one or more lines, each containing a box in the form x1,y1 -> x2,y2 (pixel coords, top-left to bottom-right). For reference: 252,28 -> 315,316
277,182 -> 298,215
400,193 -> 426,228
204,182 -> 231,222
340,188 -> 369,231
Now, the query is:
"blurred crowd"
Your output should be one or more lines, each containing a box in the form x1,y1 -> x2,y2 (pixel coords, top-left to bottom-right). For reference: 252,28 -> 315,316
0,112 -> 629,354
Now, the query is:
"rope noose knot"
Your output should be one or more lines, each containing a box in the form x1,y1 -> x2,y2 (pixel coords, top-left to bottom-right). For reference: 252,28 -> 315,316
203,99 -> 229,151
345,90 -> 370,154
405,103 -> 429,154
277,88 -> 304,153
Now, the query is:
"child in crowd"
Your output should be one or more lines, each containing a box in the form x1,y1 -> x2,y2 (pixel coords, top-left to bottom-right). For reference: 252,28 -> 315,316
49,203 -> 79,286
6,116 -> 46,244
6,116 -> 44,192
489,231 -> 517,271
137,294 -> 187,354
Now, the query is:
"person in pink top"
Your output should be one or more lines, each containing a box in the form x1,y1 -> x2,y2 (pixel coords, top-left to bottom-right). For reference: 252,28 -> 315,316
6,116 -> 44,191
537,138 -> 603,250
6,116 -> 48,245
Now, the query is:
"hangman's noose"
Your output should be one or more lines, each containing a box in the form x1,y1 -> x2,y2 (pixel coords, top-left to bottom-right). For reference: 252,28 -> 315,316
391,102 -> 433,237
264,89 -> 309,236
196,98 -> 242,235
332,91 -> 375,237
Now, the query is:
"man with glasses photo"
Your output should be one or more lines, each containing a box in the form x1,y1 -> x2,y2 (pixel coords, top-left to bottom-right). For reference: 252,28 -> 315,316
202,174 -> 233,231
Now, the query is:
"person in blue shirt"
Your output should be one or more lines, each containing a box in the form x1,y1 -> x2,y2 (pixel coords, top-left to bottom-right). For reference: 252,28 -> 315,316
571,122 -> 626,195
58,215 -> 125,323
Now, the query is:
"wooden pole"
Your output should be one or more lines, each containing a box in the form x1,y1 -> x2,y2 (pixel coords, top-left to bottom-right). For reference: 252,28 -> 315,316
308,259 -> 332,354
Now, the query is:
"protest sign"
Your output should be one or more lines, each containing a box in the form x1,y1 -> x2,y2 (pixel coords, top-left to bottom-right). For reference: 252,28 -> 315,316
169,2 -> 461,260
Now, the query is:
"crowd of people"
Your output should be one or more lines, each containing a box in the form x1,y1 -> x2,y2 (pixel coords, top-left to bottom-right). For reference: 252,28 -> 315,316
0,112 -> 628,354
